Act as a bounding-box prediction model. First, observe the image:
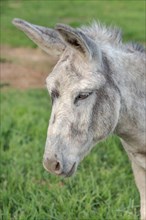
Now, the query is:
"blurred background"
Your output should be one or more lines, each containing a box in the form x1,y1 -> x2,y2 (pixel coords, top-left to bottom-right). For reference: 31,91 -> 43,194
0,1 -> 145,219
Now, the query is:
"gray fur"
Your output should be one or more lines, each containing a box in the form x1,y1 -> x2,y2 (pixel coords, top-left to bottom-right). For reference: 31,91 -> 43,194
12,19 -> 146,220
125,42 -> 146,53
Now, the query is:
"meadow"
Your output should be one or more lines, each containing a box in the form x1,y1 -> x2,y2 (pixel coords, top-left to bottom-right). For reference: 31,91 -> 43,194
0,1 -> 145,220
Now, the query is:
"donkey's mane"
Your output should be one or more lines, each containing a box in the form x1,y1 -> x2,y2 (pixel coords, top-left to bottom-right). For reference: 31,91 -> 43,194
79,21 -> 122,46
79,21 -> 145,54
125,42 -> 146,53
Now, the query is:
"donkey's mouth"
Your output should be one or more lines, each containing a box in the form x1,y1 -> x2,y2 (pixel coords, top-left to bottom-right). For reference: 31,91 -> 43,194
59,162 -> 76,178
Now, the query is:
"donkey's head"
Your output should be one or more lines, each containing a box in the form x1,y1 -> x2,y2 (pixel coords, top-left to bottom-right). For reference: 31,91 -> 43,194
13,19 -> 121,177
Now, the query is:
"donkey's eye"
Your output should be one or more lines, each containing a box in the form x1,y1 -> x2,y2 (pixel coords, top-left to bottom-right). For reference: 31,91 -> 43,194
75,92 -> 92,103
51,89 -> 59,104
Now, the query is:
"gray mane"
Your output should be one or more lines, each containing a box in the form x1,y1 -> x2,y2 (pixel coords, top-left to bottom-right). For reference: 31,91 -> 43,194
79,21 -> 122,46
79,21 -> 145,54
125,42 -> 146,53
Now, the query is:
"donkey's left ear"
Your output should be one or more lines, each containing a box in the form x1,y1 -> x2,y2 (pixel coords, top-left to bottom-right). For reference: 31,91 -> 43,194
55,24 -> 101,60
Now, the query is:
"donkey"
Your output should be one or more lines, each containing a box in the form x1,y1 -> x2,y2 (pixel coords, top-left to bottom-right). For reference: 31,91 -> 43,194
12,18 -> 146,219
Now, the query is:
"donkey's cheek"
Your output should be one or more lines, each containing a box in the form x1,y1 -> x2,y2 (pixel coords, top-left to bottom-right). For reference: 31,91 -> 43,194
92,106 -> 119,142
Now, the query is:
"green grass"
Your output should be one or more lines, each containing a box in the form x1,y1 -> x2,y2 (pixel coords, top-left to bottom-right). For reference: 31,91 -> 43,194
0,1 -> 144,219
0,90 -> 139,220
0,0 -> 145,47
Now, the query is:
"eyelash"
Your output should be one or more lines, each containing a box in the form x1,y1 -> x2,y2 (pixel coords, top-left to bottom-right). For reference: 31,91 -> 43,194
50,90 -> 93,105
74,92 -> 93,104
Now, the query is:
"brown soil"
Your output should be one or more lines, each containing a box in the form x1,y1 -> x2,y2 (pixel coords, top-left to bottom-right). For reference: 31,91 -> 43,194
0,45 -> 57,89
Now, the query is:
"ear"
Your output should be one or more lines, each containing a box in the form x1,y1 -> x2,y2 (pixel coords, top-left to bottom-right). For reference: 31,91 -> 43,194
55,24 -> 101,61
12,18 -> 66,58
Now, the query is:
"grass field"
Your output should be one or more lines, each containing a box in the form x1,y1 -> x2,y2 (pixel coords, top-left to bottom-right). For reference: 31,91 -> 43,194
0,0 -> 145,220
0,90 -> 139,220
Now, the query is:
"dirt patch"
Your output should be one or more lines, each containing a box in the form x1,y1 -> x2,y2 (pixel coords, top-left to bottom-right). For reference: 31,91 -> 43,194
0,45 -> 58,89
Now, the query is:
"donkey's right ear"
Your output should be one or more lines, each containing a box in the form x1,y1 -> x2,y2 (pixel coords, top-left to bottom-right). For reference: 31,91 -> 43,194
12,18 -> 66,58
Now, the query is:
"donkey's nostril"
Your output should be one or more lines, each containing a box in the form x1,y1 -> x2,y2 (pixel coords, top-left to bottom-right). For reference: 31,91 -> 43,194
43,157 -> 62,174
55,161 -> 60,171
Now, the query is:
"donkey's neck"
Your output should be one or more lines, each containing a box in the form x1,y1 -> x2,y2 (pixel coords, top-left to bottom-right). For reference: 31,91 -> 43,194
104,46 -> 146,147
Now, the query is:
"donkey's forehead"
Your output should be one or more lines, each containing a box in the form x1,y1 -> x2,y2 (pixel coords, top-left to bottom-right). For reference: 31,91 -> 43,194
46,49 -> 105,92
